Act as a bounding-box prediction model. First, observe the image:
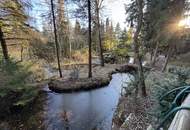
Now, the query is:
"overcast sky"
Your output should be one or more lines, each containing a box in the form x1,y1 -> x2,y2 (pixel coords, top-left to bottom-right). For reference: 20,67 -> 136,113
30,0 -> 129,31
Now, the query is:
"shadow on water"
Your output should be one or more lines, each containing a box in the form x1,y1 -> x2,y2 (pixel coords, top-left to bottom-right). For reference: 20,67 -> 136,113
43,73 -> 130,130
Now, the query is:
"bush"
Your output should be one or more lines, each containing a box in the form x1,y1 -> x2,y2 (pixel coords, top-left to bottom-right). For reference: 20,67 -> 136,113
0,59 -> 39,117
145,66 -> 190,127
71,48 -> 89,63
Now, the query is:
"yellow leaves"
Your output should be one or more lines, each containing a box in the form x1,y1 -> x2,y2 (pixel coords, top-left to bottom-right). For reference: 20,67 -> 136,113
104,39 -> 117,51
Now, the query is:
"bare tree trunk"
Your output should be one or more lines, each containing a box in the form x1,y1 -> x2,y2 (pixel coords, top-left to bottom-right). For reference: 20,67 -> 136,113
95,0 -> 104,67
151,42 -> 159,67
138,57 -> 146,96
20,45 -> 23,62
0,27 -> 9,61
162,47 -> 172,72
133,0 -> 147,97
88,0 -> 92,78
65,3 -> 72,59
57,0 -> 66,57
150,49 -> 153,62
50,0 -> 63,78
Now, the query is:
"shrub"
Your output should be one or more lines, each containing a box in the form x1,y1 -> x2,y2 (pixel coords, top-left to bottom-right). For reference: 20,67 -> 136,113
0,59 -> 39,116
146,66 -> 190,127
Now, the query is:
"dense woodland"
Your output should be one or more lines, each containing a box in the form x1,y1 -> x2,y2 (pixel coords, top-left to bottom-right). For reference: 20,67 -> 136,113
0,0 -> 190,130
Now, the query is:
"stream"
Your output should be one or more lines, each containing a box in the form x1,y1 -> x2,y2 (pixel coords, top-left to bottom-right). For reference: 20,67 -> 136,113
43,73 -> 130,130
0,57 -> 150,130
0,68 -> 131,130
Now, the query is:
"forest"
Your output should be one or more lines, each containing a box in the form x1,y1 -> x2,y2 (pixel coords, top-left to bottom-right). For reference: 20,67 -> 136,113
0,0 -> 190,130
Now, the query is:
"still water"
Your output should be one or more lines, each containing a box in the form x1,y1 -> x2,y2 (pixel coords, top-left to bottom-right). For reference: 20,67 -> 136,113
43,73 -> 130,130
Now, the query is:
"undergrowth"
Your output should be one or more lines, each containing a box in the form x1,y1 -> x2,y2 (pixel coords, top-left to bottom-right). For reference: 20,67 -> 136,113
146,65 -> 190,128
0,59 -> 39,110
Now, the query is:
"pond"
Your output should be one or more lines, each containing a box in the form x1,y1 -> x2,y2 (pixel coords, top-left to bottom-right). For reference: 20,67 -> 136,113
43,73 -> 130,130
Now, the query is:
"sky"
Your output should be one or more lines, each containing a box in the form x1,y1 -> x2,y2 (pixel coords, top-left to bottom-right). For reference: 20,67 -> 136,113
103,0 -> 129,28
30,0 -> 49,31
30,0 -> 129,31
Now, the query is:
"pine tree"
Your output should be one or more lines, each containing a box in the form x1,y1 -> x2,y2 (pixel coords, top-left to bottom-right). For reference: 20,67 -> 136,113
74,20 -> 81,35
0,0 -> 31,61
57,0 -> 70,57
119,28 -> 128,46
115,22 -> 121,41
104,18 -> 117,51
94,0 -> 104,66
127,0 -> 147,96
142,0 -> 186,68
106,18 -> 109,33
